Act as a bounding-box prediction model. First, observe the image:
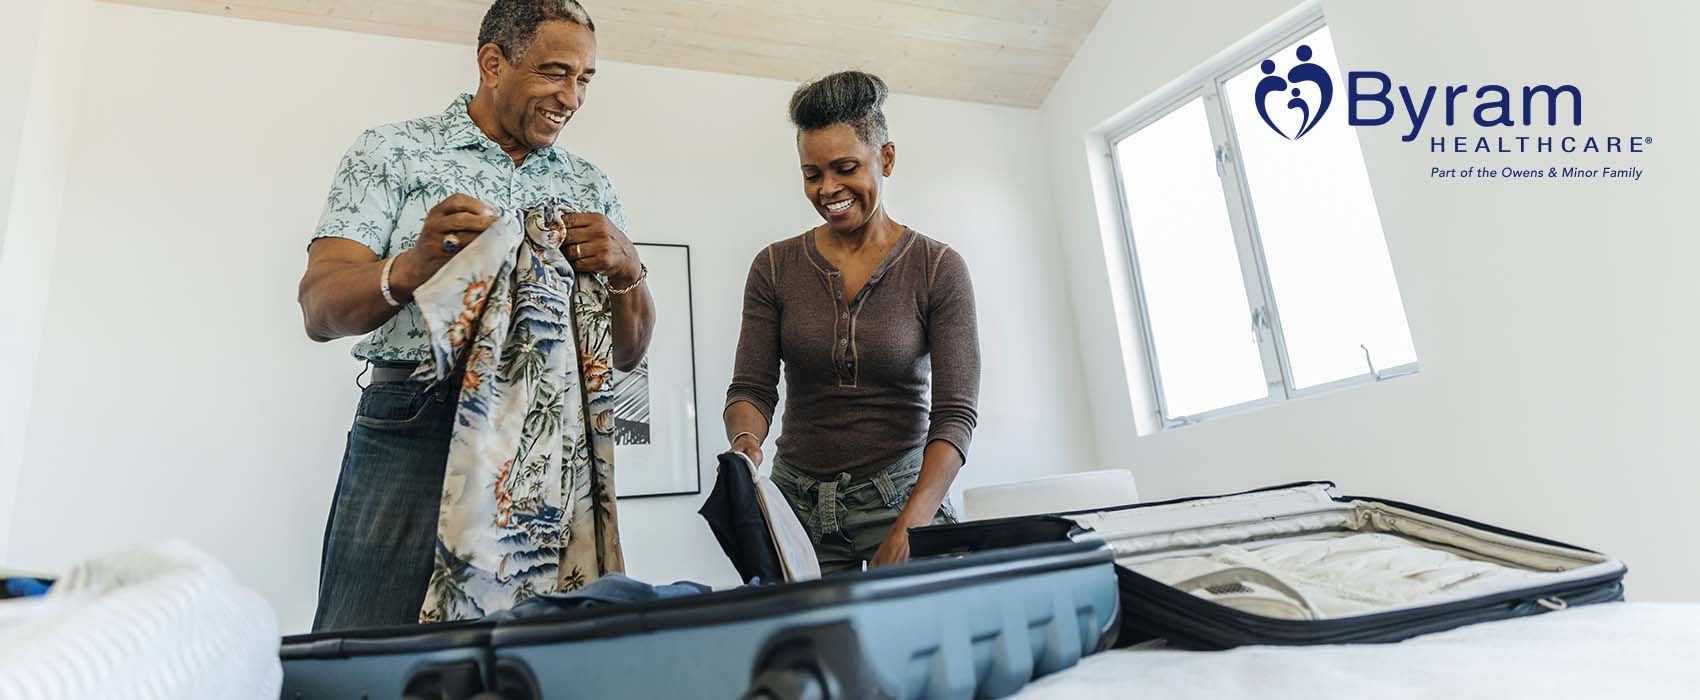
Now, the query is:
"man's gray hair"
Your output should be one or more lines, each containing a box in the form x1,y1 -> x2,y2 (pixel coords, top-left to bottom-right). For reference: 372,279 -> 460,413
478,0 -> 595,62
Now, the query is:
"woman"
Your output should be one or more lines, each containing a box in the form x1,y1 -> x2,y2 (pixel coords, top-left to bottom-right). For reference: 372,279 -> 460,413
723,71 -> 981,575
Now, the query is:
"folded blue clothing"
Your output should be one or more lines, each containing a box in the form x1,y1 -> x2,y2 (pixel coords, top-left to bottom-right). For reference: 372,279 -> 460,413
487,573 -> 711,621
1,578 -> 51,599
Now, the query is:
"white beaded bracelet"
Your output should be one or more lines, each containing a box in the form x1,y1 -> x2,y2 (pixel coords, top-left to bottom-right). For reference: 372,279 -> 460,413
380,256 -> 402,307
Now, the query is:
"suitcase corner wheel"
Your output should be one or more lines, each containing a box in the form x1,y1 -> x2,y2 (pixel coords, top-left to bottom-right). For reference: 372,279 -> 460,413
399,656 -> 540,700
741,622 -> 879,700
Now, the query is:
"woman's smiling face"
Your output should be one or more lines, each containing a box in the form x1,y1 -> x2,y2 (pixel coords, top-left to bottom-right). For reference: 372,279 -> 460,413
798,124 -> 894,234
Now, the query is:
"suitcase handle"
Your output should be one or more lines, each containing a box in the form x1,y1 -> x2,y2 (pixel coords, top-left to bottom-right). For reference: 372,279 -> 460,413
744,667 -> 828,700
402,660 -> 485,700
400,658 -> 539,700
743,622 -> 878,700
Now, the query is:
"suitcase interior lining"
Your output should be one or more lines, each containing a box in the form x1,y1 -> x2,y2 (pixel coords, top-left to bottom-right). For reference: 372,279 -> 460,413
1072,498 -> 1619,620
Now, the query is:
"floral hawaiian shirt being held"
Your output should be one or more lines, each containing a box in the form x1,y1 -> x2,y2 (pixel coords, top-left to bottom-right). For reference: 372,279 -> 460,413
411,200 -> 622,622
310,93 -> 630,363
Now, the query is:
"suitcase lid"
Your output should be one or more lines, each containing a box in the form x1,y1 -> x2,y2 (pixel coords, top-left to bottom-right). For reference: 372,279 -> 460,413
1067,481 -> 1346,540
914,480 -> 1622,577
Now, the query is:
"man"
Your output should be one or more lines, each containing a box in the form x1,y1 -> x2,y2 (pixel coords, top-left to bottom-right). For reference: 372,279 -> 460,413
297,0 -> 654,631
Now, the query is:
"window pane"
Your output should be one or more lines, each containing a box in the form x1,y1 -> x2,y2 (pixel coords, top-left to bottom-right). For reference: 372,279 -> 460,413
1224,26 -> 1417,389
1115,98 -> 1268,419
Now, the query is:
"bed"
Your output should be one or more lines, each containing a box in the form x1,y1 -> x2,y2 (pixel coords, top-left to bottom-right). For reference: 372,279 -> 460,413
1011,601 -> 1700,699
0,541 -> 281,699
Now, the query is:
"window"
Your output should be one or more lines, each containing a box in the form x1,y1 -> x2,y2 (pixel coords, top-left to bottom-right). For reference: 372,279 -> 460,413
1108,14 -> 1417,428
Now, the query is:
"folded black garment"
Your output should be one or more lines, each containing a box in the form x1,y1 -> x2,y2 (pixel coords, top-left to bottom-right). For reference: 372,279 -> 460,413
487,573 -> 710,621
698,452 -> 784,584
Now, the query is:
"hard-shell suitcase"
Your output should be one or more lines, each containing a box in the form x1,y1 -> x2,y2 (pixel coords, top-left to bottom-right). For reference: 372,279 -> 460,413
280,539 -> 1119,699
910,481 -> 1626,650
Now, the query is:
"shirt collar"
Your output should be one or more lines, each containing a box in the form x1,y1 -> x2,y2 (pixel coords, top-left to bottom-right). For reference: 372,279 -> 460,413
441,93 -> 565,162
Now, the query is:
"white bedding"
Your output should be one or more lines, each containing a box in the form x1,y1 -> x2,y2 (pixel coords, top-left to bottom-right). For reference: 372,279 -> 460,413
0,541 -> 281,699
1011,602 -> 1700,699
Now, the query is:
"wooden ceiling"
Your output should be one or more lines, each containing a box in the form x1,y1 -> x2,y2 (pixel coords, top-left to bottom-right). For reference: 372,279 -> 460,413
106,0 -> 1108,108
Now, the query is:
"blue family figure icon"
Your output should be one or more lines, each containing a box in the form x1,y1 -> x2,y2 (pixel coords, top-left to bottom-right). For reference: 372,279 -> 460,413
1254,44 -> 1333,140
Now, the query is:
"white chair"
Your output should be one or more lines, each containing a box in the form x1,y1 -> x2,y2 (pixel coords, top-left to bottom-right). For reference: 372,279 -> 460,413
962,469 -> 1140,520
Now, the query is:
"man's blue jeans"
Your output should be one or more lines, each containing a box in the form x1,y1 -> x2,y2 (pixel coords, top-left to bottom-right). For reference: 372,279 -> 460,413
312,374 -> 458,632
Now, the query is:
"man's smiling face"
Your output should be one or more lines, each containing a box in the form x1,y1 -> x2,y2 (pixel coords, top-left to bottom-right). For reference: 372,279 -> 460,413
490,20 -> 596,152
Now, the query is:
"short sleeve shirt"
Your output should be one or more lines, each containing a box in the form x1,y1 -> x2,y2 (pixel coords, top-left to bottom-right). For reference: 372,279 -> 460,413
310,93 -> 629,362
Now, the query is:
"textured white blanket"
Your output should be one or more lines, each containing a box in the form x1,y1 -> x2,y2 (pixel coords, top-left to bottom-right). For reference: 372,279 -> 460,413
1012,602 -> 1699,699
0,542 -> 281,699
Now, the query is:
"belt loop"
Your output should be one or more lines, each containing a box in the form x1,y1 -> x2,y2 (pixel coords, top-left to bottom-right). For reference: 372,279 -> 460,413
817,473 -> 851,537
872,468 -> 899,508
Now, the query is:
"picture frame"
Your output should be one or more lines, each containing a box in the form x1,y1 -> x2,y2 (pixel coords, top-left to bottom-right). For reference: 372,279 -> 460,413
611,243 -> 702,498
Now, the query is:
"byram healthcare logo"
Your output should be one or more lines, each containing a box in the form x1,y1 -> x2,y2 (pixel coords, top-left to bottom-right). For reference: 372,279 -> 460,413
1254,44 -> 1332,140
1243,43 -> 1651,177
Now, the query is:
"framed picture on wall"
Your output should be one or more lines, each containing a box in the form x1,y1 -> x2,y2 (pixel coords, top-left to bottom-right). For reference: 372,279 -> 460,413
611,243 -> 702,498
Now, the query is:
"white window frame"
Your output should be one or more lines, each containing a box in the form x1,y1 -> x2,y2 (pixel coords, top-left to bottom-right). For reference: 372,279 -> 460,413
1105,2 -> 1418,430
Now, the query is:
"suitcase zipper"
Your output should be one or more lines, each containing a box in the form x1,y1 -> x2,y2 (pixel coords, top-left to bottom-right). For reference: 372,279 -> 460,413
1064,481 -> 1338,517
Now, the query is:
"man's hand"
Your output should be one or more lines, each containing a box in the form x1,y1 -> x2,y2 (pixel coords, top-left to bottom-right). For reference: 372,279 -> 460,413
562,212 -> 643,287
391,194 -> 499,299
566,211 -> 654,372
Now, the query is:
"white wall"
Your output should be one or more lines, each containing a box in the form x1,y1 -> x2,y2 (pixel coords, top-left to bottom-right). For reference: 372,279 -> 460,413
1041,0 -> 1700,599
5,3 -> 1094,632
0,0 -> 92,562
0,0 -> 49,254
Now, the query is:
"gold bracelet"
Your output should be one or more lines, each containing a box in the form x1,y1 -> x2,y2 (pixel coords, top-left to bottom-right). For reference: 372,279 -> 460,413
607,263 -> 648,296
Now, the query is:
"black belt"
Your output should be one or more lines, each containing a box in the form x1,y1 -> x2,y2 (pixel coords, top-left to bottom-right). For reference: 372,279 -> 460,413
369,362 -> 420,384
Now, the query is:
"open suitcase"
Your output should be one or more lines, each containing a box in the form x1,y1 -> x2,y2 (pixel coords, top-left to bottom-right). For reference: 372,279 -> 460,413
280,539 -> 1119,700
910,481 -> 1627,650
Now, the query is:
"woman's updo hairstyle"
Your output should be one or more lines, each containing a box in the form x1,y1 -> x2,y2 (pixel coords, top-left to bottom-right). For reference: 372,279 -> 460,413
788,70 -> 891,146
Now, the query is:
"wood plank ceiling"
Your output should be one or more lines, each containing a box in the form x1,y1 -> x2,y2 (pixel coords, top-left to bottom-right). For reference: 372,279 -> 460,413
105,0 -> 1109,108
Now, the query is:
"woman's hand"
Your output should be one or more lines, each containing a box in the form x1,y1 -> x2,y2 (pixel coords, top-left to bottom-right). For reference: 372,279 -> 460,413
868,441 -> 966,569
869,513 -> 930,568
869,528 -> 910,568
731,432 -> 765,467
